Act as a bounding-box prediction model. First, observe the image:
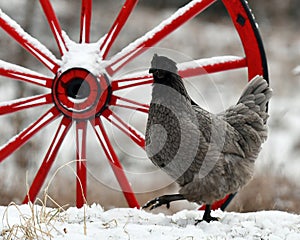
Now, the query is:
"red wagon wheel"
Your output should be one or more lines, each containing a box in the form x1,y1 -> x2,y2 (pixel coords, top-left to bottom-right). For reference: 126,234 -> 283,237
0,0 -> 268,208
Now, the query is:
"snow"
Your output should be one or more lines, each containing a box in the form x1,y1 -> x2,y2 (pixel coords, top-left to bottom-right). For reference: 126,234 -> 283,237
178,56 -> 243,70
116,55 -> 243,80
60,35 -> 107,76
0,94 -> 48,108
108,0 -> 210,73
0,9 -> 60,69
106,112 -> 145,145
0,204 -> 300,239
292,65 -> 300,75
0,108 -> 56,153
0,60 -> 47,77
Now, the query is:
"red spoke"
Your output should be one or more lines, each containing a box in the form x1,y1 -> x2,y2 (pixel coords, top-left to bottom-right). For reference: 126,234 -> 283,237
111,74 -> 153,91
100,0 -> 138,59
0,10 -> 60,72
106,0 -> 216,75
80,0 -> 92,43
110,95 -> 149,114
23,117 -> 72,203
39,0 -> 68,55
0,107 -> 61,163
102,108 -> 145,148
90,117 -> 140,208
0,93 -> 52,116
178,56 -> 247,78
0,60 -> 53,88
75,121 -> 87,208
110,56 -> 246,88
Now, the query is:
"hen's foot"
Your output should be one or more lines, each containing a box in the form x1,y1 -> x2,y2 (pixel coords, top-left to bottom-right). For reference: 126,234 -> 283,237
195,204 -> 220,224
195,216 -> 220,225
142,194 -> 185,210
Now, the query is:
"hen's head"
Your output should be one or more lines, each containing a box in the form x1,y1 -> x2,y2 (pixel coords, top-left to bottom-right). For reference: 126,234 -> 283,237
149,54 -> 178,80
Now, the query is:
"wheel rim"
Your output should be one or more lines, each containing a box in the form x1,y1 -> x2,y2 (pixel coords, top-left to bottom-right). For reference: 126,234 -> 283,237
0,0 -> 268,208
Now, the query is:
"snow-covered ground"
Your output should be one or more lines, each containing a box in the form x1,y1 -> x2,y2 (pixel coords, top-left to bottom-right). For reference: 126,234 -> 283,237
1,204 -> 300,240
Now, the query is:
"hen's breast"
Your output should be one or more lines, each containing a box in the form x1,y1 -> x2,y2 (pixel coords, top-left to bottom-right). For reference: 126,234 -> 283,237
145,100 -> 207,185
145,103 -> 181,169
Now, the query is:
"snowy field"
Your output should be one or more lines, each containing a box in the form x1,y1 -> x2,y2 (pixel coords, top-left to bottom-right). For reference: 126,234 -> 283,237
1,204 -> 300,240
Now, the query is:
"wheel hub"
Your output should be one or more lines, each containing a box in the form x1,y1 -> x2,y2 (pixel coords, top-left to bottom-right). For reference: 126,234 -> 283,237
65,77 -> 91,99
52,68 -> 111,120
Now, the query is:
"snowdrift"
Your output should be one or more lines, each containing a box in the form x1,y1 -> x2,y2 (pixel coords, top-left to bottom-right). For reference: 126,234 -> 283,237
1,204 -> 300,239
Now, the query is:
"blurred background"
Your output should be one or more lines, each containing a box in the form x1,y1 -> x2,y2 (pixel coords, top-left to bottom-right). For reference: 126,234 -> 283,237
1,0 -> 300,214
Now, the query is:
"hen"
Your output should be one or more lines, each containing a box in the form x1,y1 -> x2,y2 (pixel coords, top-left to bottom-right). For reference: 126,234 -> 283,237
143,54 -> 272,223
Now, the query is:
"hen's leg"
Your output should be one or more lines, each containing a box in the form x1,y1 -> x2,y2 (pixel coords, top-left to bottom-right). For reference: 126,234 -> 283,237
196,204 -> 219,224
142,194 -> 185,210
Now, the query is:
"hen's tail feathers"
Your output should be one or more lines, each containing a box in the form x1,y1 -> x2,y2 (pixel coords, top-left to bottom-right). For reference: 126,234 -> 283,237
237,75 -> 272,122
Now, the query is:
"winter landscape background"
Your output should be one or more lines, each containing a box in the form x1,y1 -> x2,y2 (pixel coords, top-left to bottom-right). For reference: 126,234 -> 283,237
0,1 -> 300,238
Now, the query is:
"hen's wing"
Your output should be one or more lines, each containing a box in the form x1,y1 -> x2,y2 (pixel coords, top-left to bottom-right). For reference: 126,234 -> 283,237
193,105 -> 245,158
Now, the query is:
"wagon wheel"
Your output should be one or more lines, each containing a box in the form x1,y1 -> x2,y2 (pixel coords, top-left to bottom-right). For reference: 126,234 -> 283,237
0,0 -> 268,208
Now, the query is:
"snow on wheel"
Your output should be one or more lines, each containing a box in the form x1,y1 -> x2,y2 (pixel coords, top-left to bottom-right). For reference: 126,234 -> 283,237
0,0 -> 268,208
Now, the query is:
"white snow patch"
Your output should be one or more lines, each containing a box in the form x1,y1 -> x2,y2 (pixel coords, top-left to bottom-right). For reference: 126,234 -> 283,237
60,35 -> 107,76
178,55 -> 243,71
108,0 -> 210,73
293,65 -> 300,75
1,204 -> 300,239
0,60 -> 48,77
117,55 -> 243,80
0,94 -> 48,108
0,9 -> 60,68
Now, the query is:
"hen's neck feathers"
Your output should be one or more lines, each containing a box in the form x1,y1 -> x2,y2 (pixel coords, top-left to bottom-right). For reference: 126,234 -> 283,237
152,72 -> 192,103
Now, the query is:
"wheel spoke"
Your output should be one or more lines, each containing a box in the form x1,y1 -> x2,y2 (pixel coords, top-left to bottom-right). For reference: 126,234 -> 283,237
23,117 -> 72,203
100,0 -> 138,59
178,56 -> 247,78
106,0 -> 216,75
110,95 -> 149,114
79,0 -> 92,43
90,117 -> 140,208
39,0 -> 68,55
102,108 -> 145,148
0,10 -> 60,72
111,74 -> 153,91
111,56 -> 246,87
0,93 -> 53,116
0,107 -> 61,163
0,60 -> 53,88
75,120 -> 87,208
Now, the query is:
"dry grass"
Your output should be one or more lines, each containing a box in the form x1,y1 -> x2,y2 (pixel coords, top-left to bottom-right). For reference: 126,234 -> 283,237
228,173 -> 300,214
0,201 -> 64,240
0,160 -> 90,239
1,170 -> 300,215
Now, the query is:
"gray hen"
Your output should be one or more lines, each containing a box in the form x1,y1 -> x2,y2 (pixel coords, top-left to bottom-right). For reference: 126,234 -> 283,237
143,54 -> 272,223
